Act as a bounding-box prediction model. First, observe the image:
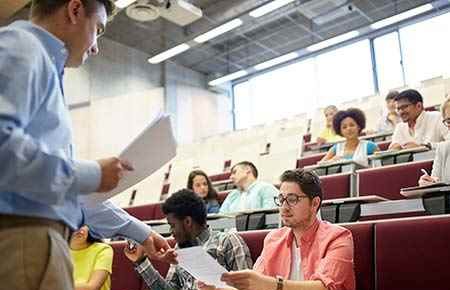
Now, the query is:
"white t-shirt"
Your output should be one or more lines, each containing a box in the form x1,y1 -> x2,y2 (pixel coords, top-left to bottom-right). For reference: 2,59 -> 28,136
289,241 -> 304,281
391,111 -> 449,146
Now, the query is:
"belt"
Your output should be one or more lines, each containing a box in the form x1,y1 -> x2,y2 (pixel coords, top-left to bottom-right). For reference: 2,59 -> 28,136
0,214 -> 72,242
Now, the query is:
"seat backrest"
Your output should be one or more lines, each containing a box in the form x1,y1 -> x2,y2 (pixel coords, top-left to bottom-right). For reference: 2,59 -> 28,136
296,153 -> 326,168
375,215 -> 450,290
238,230 -> 270,263
217,191 -> 229,205
209,172 -> 231,182
342,223 -> 375,290
357,160 -> 433,199
110,241 -> 142,290
320,173 -> 351,200
376,141 -> 391,151
123,204 -> 156,221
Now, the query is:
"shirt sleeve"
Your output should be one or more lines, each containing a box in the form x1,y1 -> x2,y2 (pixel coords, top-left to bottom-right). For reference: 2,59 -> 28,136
0,29 -> 100,205
309,230 -> 355,290
136,258 -> 180,290
93,244 -> 114,273
260,184 -> 279,209
221,233 -> 253,271
366,141 -> 378,155
331,144 -> 337,154
431,142 -> 443,178
82,200 -> 152,243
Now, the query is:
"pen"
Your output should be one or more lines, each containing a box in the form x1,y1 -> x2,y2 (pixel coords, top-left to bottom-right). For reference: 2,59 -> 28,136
421,169 -> 429,176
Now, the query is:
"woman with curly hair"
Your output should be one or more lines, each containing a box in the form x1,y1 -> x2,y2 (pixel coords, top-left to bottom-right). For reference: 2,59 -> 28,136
320,108 -> 379,166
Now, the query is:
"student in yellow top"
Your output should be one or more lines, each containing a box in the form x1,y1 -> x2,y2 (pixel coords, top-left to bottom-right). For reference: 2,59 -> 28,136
317,105 -> 344,145
70,225 -> 113,290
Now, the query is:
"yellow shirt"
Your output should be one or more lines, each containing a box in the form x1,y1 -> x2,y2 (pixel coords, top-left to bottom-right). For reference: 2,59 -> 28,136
318,127 -> 344,143
71,242 -> 113,290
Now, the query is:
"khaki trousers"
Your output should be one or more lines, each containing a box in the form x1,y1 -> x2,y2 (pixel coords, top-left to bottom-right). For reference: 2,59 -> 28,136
0,215 -> 74,290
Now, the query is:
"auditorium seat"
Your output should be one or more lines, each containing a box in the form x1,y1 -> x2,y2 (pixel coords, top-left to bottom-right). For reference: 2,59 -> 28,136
320,173 -> 351,200
376,140 -> 391,151
342,223 -> 375,290
375,215 -> 450,290
239,230 -> 270,262
124,202 -> 164,221
110,241 -> 142,290
209,172 -> 231,182
296,153 -> 326,168
217,191 -> 229,205
357,160 -> 433,200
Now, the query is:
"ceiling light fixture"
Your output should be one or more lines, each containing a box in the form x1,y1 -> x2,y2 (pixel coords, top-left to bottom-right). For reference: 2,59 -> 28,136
194,19 -> 243,43
249,0 -> 296,18
209,70 -> 248,86
148,43 -> 190,64
305,30 -> 360,52
254,52 -> 299,70
370,4 -> 433,30
115,0 -> 137,9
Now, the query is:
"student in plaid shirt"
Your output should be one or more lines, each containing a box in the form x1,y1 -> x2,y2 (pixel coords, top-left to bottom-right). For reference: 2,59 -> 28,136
124,189 -> 253,290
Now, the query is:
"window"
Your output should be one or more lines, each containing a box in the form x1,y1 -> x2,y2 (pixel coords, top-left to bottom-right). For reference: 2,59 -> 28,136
373,31 -> 405,91
400,12 -> 450,84
316,40 -> 374,107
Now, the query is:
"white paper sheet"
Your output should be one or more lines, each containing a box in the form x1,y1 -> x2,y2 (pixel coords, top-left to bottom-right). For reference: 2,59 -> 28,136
176,246 -> 228,288
83,114 -> 177,206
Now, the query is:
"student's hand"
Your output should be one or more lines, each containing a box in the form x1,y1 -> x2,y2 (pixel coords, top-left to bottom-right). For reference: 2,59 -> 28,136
388,143 -> 402,151
418,174 -> 439,186
402,142 -> 420,149
197,281 -> 218,290
316,137 -> 327,145
142,232 -> 178,264
96,157 -> 134,192
221,270 -> 276,290
124,243 -> 146,263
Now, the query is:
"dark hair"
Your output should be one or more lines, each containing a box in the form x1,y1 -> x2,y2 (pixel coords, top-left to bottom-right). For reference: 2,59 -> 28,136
332,108 -> 366,137
280,169 -> 322,206
385,90 -> 399,101
394,89 -> 423,104
231,161 -> 258,178
31,0 -> 114,18
86,233 -> 102,244
162,189 -> 207,226
187,170 -> 218,201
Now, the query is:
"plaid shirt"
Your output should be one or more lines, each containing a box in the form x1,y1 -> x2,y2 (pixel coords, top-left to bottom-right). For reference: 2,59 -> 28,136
135,228 -> 253,290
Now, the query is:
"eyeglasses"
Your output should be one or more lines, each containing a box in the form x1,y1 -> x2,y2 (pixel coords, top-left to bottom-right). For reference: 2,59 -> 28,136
274,194 -> 309,207
396,103 -> 414,112
443,118 -> 450,127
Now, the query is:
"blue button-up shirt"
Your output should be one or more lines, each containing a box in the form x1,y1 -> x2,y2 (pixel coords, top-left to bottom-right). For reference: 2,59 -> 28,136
0,21 -> 150,242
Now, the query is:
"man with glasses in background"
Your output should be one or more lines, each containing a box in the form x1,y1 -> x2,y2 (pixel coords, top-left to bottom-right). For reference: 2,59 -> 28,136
389,89 -> 449,150
200,169 -> 355,290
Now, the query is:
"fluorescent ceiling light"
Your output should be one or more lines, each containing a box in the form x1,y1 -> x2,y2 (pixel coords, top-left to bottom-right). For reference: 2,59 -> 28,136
115,0 -> 137,9
148,43 -> 190,64
306,30 -> 360,52
254,52 -> 299,70
209,70 -> 248,86
249,0 -> 295,18
194,19 -> 243,43
371,4 -> 433,29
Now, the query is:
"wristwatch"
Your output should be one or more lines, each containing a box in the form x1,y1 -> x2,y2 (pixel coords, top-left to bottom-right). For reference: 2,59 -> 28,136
276,276 -> 284,290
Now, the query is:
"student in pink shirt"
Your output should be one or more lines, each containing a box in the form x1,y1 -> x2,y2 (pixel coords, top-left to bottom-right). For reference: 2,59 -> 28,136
199,169 -> 355,290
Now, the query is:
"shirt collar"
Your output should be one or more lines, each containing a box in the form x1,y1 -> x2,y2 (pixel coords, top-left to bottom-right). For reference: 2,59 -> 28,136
195,227 -> 211,245
415,110 -> 425,127
11,20 -> 68,76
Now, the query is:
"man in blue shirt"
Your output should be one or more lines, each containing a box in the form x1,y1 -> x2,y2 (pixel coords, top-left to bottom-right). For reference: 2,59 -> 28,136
0,1 -> 175,289
220,161 -> 278,214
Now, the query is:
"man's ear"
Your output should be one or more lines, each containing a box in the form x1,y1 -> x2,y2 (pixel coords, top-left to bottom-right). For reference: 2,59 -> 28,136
67,0 -> 84,24
183,216 -> 193,228
312,196 -> 321,212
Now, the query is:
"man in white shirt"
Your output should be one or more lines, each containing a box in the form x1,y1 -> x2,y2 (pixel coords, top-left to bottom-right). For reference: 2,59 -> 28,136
389,89 -> 449,150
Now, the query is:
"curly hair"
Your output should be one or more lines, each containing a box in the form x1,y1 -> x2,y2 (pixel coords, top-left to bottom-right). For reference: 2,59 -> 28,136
280,169 -> 322,206
162,189 -> 207,226
186,170 -> 218,201
332,108 -> 366,137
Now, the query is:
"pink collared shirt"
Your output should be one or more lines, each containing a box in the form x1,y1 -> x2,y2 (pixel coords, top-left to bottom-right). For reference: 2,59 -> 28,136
254,218 -> 355,290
